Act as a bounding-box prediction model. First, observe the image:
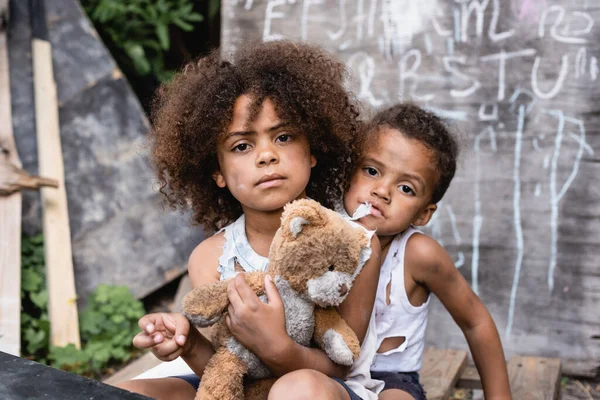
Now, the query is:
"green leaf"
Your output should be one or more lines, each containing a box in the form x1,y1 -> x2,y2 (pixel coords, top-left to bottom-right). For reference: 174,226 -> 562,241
30,290 -> 48,309
124,43 -> 151,75
155,23 -> 170,50
185,13 -> 204,22
21,268 -> 42,292
173,18 -> 194,31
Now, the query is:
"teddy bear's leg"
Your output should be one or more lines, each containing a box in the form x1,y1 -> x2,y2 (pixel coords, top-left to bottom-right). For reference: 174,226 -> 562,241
244,378 -> 276,400
313,307 -> 361,366
197,347 -> 248,400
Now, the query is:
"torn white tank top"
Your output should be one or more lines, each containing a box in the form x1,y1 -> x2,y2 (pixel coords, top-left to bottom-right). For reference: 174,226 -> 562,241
217,213 -> 383,399
371,227 -> 430,373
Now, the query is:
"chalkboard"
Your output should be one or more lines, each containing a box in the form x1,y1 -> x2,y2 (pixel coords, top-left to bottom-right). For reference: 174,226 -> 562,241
222,0 -> 600,369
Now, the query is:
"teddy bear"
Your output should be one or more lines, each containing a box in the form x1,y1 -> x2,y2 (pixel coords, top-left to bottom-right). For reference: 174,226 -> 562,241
181,198 -> 374,400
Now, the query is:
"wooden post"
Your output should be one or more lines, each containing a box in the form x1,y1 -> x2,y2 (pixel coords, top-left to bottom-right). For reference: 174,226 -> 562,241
30,0 -> 80,348
0,0 -> 22,356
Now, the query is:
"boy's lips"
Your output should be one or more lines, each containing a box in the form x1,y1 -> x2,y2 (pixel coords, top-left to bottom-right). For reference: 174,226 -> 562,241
370,205 -> 383,217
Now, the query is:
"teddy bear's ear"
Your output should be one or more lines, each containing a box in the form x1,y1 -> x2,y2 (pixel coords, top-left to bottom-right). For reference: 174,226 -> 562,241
289,216 -> 309,238
282,199 -> 328,238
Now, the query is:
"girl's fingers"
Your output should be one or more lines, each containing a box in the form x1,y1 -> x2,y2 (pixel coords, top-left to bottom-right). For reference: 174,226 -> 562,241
264,275 -> 283,309
227,278 -> 244,312
132,331 -> 158,349
235,274 -> 260,310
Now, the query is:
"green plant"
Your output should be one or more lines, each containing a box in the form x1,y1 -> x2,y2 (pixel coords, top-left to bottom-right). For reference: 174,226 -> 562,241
82,0 -> 206,81
21,235 -> 146,378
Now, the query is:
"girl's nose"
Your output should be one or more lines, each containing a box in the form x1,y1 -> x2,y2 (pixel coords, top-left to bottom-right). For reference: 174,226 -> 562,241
256,143 -> 279,166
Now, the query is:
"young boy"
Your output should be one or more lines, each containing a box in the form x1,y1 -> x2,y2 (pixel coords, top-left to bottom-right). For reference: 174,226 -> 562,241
344,103 -> 512,400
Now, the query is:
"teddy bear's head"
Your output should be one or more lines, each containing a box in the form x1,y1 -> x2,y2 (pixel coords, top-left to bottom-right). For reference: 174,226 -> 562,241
268,199 -> 373,307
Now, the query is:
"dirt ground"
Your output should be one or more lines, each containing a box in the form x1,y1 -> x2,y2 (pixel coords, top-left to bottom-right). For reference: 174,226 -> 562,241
450,377 -> 600,399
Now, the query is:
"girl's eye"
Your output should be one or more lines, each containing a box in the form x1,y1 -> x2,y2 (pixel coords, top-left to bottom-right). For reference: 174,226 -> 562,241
233,143 -> 249,152
364,167 -> 378,176
399,185 -> 415,195
276,134 -> 291,143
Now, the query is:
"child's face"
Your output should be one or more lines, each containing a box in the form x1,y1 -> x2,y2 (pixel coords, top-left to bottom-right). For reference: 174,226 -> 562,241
344,128 -> 438,237
213,95 -> 316,213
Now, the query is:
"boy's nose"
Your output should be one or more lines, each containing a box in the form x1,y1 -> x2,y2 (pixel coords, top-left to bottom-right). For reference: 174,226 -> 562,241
371,186 -> 391,203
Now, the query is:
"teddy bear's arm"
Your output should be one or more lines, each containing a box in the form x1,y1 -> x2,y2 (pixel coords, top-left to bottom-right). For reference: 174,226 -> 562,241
182,272 -> 269,327
313,307 -> 361,366
182,281 -> 231,327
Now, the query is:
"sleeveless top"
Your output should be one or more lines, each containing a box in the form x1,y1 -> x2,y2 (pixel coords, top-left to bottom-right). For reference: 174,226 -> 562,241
371,227 -> 430,373
218,213 -> 384,400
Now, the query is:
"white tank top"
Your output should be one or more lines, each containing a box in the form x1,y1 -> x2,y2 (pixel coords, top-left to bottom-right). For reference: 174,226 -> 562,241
218,213 -> 384,399
371,227 -> 430,373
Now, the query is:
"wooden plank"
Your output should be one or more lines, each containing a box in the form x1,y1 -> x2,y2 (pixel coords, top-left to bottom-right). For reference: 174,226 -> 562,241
420,347 -> 468,400
31,0 -> 80,348
171,274 -> 192,313
0,0 -> 21,357
456,365 -> 483,390
103,352 -> 162,385
507,356 -> 562,400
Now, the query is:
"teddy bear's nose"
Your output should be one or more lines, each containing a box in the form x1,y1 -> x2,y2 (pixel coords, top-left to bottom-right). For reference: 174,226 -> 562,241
338,283 -> 348,296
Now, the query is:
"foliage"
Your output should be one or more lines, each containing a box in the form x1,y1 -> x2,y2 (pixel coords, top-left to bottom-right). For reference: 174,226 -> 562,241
82,0 -> 207,82
21,235 -> 146,378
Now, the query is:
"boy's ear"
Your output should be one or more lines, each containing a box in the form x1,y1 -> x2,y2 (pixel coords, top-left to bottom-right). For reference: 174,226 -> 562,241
412,203 -> 437,227
212,170 -> 227,188
310,155 -> 317,168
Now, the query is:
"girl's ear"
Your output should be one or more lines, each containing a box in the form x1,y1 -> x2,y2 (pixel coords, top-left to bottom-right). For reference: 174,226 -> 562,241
310,155 -> 317,168
413,203 -> 437,227
212,171 -> 227,188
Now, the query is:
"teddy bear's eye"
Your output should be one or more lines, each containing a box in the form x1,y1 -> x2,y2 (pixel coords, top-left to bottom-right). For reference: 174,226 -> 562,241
328,265 -> 335,271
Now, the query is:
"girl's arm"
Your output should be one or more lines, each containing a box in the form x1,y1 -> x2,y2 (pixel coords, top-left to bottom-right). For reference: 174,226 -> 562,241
407,234 -> 512,400
227,237 -> 382,378
135,233 -> 224,378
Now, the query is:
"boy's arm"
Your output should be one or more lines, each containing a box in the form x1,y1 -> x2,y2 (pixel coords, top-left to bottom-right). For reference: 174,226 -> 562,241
407,234 -> 512,400
229,236 -> 382,378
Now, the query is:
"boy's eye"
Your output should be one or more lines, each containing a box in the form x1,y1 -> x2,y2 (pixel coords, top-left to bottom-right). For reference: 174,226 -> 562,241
363,167 -> 378,176
399,185 -> 415,195
233,143 -> 250,152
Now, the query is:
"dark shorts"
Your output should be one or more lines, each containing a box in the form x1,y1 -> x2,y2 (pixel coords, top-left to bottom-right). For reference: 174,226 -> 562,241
370,371 -> 426,400
173,374 -> 362,400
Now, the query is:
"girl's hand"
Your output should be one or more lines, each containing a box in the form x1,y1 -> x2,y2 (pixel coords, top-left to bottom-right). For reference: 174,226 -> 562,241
226,273 -> 289,358
132,312 -> 197,361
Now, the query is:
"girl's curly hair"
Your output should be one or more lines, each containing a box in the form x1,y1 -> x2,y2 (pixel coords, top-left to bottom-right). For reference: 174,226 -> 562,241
150,41 -> 361,231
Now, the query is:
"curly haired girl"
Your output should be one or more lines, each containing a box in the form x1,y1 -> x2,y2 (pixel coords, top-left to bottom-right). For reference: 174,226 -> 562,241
116,41 -> 382,400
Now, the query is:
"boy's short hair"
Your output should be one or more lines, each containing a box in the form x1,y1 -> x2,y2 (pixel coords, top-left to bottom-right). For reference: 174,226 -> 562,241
366,103 -> 458,204
150,41 -> 361,231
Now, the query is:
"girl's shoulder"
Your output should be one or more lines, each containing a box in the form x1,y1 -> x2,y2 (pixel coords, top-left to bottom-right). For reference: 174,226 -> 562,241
188,231 -> 226,287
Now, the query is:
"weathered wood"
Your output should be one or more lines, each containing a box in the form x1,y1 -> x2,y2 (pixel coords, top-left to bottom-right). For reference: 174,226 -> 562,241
221,0 -> 600,366
31,0 -> 79,348
171,274 -> 192,313
0,157 -> 57,196
420,347 -> 468,400
456,365 -> 483,390
0,0 -> 21,357
507,356 -> 562,400
103,352 -> 162,386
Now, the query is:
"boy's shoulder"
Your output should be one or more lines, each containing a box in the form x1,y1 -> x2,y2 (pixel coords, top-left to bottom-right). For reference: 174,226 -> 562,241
188,231 -> 226,286
404,231 -> 455,283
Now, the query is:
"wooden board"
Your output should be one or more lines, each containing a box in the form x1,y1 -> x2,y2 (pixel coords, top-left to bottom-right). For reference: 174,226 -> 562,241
0,0 -> 21,356
221,0 -> 600,366
31,0 -> 79,348
420,347 -> 467,400
507,356 -> 562,400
